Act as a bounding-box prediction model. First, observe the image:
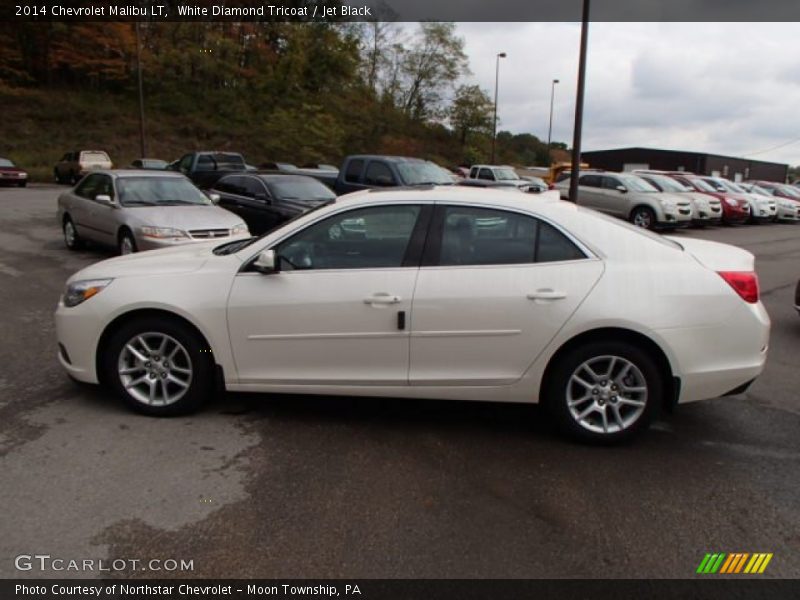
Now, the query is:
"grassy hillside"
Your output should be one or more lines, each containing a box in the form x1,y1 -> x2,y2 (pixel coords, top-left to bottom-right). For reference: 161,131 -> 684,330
0,83 -> 471,182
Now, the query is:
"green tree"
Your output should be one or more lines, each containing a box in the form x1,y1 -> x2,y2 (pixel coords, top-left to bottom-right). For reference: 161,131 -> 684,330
449,84 -> 493,147
398,22 -> 468,121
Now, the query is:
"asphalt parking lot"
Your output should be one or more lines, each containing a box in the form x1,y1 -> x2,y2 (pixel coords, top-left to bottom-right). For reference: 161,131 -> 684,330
1,184 -> 798,579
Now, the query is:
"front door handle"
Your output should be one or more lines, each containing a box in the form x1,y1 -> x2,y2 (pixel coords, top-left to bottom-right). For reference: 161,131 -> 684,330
364,293 -> 401,305
527,289 -> 567,301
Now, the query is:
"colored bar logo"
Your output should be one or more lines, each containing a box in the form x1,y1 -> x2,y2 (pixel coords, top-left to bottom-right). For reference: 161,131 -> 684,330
697,553 -> 773,574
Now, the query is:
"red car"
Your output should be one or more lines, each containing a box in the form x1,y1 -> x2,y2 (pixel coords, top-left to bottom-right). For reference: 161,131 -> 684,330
0,157 -> 28,187
664,172 -> 750,225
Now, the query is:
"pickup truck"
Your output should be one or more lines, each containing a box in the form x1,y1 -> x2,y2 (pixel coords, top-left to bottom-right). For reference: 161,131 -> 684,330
308,155 -> 453,195
467,164 -> 546,193
170,151 -> 247,189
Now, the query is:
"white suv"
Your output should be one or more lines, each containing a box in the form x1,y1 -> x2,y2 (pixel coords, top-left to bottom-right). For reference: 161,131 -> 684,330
555,171 -> 692,229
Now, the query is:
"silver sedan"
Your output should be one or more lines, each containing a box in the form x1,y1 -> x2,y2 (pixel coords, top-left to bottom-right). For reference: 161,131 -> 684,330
57,170 -> 249,255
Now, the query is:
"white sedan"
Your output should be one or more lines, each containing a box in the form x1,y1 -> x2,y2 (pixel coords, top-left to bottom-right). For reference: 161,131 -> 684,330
55,188 -> 770,442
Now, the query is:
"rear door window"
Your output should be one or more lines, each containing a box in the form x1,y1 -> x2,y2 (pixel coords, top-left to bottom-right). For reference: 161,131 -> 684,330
434,206 -> 586,266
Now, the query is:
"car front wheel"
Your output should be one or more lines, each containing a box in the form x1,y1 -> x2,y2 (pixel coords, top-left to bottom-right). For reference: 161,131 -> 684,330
101,316 -> 214,416
118,230 -> 137,255
630,206 -> 656,230
546,341 -> 662,443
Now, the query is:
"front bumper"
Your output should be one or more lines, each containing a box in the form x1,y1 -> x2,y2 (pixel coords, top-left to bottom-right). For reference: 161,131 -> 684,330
55,298 -> 105,384
776,205 -> 800,221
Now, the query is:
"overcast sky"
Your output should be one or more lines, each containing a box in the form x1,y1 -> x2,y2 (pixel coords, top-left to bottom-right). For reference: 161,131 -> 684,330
456,22 -> 800,166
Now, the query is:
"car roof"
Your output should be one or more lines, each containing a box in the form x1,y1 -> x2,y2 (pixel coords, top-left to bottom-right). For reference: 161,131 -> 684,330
347,155 -> 429,164
334,185 -> 566,211
237,173 -> 325,183
93,169 -> 187,179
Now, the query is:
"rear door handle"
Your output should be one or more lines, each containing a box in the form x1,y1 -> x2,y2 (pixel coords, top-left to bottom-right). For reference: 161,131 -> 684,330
364,293 -> 401,305
527,289 -> 567,301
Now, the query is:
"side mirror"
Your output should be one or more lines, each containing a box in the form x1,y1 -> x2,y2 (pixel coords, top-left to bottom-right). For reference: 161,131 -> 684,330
253,249 -> 278,274
375,175 -> 394,187
615,185 -> 628,193
208,193 -> 220,204
95,194 -> 114,205
255,193 -> 271,204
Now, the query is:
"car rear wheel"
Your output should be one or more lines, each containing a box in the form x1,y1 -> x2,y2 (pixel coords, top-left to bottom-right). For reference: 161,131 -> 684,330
101,316 -> 214,416
118,230 -> 137,255
630,206 -> 656,230
63,217 -> 83,250
545,341 -> 662,443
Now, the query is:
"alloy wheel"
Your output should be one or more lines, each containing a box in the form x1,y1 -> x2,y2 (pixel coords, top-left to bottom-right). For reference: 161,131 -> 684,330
566,355 -> 648,434
632,210 -> 652,229
117,332 -> 193,407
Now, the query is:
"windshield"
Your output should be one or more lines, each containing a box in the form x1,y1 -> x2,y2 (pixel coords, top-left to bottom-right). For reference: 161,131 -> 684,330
396,162 -> 453,185
268,179 -> 336,201
618,175 -> 659,192
778,185 -> 800,199
494,168 -> 520,181
0,158 -> 14,167
706,178 -> 739,193
642,174 -> 687,193
726,181 -> 748,193
745,184 -> 772,196
685,176 -> 716,193
117,177 -> 212,206
82,151 -> 110,161
142,159 -> 168,169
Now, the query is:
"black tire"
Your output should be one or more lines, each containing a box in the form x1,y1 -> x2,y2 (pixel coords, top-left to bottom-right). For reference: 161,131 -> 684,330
63,216 -> 84,250
118,229 -> 137,255
544,340 -> 663,444
630,206 -> 657,230
101,316 -> 214,416
70,171 -> 80,185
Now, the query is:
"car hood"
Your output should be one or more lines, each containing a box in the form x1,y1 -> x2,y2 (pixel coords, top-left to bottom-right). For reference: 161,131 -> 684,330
0,166 -> 25,173
279,198 -> 332,212
666,236 -> 754,272
122,204 -> 244,230
66,240 -> 228,282
686,191 -> 713,205
654,192 -> 691,205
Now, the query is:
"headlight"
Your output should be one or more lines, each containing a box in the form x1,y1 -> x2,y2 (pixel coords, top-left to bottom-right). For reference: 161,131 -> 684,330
232,223 -> 249,235
140,226 -> 189,239
63,279 -> 113,308
724,197 -> 737,206
659,198 -> 677,209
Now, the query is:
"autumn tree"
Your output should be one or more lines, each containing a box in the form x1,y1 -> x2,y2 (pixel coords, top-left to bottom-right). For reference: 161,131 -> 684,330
449,84 -> 494,147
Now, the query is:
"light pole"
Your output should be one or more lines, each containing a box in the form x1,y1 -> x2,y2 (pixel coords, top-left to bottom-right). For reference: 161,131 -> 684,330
568,0 -> 590,204
546,78 -> 559,166
491,52 -> 506,164
135,21 -> 147,158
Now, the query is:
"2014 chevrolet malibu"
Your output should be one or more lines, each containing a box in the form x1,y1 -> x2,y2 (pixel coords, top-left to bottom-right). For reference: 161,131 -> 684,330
55,188 -> 770,442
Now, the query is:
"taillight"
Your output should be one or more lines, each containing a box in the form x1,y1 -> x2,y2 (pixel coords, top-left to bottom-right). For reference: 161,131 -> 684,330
718,271 -> 759,303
